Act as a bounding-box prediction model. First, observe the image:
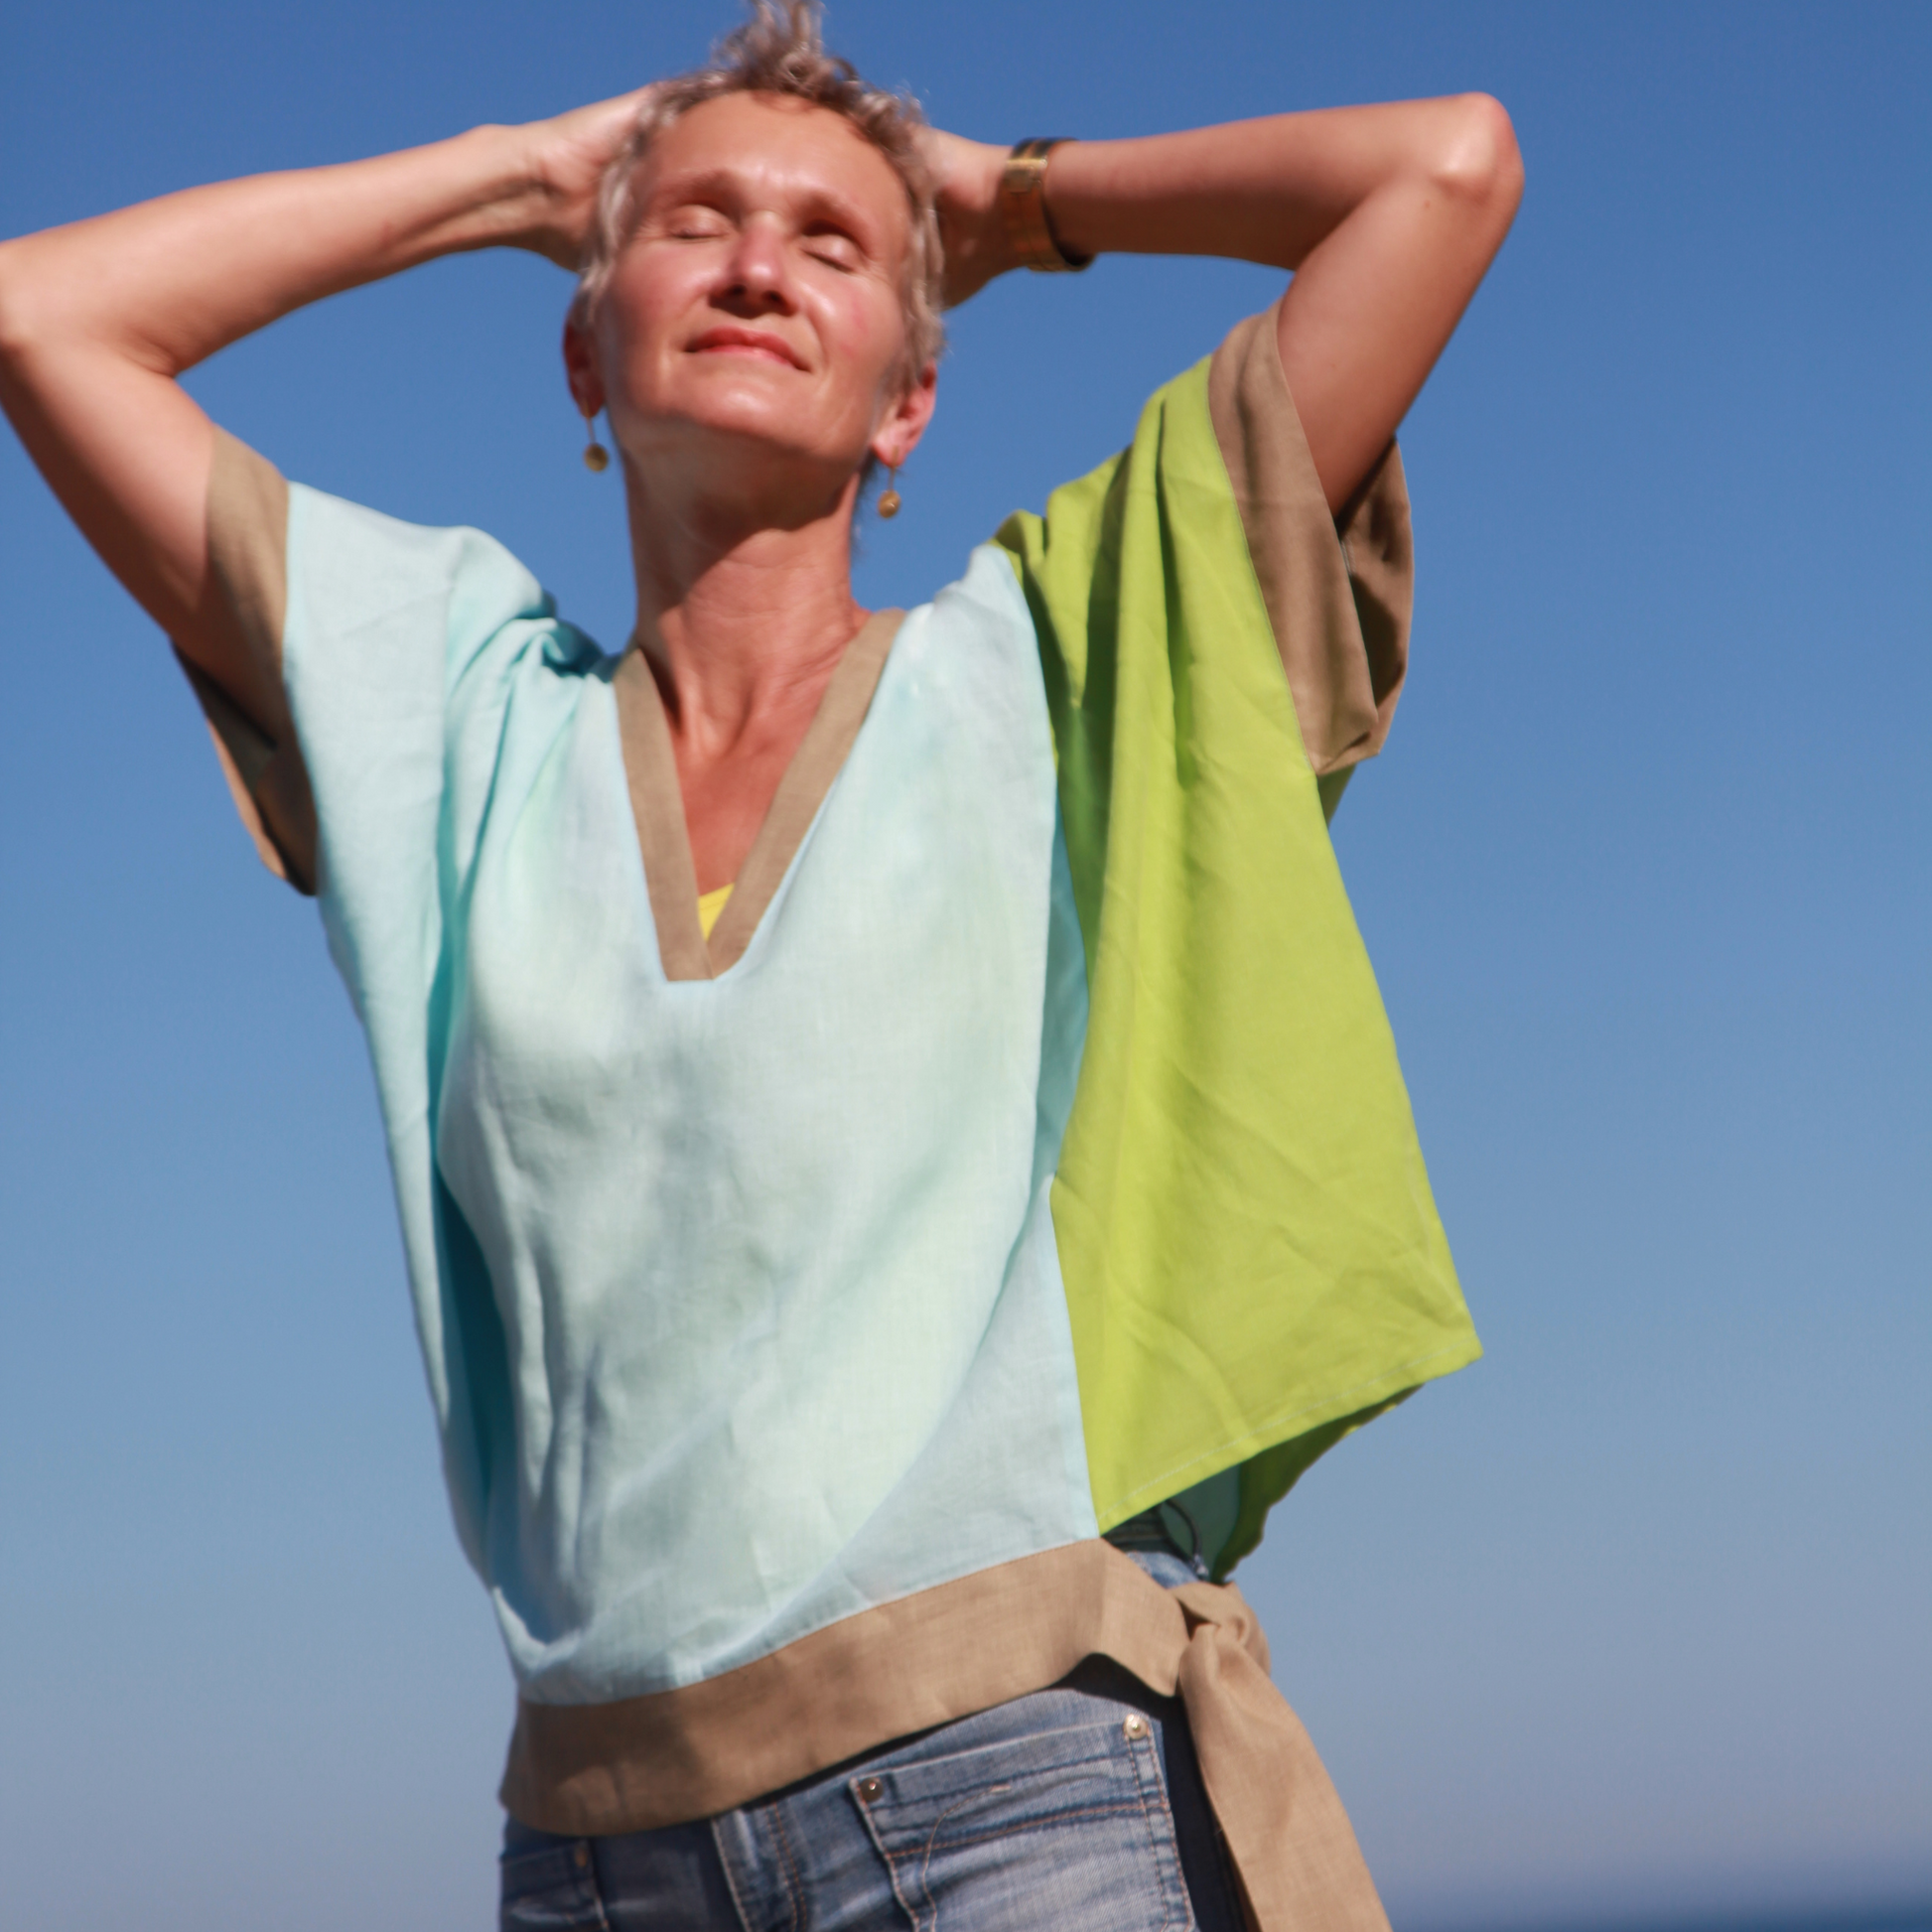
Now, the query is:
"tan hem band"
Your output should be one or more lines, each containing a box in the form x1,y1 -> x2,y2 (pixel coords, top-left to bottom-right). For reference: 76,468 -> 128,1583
501,1540 -> 1389,1932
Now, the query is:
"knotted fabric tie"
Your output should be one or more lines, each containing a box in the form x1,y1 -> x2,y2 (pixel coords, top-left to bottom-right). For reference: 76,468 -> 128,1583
503,1536 -> 1396,1932
1168,1579 -> 1392,1932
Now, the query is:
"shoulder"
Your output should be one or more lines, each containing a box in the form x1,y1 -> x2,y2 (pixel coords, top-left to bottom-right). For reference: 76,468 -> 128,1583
285,482 -> 556,684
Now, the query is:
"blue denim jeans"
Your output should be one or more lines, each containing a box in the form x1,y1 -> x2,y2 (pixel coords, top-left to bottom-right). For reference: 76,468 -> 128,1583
500,1553 -> 1246,1931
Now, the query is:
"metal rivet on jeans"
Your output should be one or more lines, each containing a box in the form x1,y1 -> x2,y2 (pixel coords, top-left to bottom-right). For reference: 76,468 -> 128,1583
856,1776 -> 884,1803
1123,1714 -> 1150,1740
574,1843 -> 591,1868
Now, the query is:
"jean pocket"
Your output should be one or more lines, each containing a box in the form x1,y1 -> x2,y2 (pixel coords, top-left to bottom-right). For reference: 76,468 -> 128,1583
497,1841 -> 608,1931
849,1716 -> 1193,1932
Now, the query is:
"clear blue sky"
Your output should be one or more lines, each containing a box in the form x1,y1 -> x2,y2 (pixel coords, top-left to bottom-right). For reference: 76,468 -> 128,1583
2,4 -> 1927,1928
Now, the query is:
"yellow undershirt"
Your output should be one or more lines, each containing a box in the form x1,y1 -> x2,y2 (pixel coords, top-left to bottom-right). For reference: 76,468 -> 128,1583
698,884 -> 734,940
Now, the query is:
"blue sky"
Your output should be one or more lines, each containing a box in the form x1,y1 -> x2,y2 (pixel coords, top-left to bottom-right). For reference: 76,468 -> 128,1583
2,3 -> 1927,1927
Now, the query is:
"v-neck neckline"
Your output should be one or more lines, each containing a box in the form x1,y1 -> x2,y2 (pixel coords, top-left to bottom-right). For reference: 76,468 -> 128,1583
610,609 -> 905,981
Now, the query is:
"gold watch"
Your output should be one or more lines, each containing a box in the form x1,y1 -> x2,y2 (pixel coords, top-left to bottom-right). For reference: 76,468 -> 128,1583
999,139 -> 1093,273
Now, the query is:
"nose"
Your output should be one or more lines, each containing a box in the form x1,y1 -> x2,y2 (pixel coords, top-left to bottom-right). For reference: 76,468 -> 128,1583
717,214 -> 794,316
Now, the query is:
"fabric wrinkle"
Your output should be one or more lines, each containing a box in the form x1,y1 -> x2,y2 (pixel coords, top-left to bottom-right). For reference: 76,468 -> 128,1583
177,302 -> 1472,1932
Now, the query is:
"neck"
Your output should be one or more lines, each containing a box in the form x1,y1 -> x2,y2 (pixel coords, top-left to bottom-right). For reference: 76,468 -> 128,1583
623,460 -> 868,757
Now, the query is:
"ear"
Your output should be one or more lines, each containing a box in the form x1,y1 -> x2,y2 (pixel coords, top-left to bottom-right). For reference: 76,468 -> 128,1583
870,360 -> 938,472
562,313 -> 605,419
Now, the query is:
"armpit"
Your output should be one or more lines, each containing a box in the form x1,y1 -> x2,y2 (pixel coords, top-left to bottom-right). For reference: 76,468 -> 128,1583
172,426 -> 318,894
1207,300 -> 1415,784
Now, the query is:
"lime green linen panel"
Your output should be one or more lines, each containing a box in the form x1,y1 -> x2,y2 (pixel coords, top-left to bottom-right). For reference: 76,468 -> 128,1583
997,353 -> 1479,1534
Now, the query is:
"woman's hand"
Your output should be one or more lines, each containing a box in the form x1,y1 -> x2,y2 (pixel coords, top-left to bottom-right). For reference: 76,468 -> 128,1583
514,89 -> 656,271
918,129 -> 1014,309
0,110 -> 650,694
1016,102 -> 1523,510
920,103 -> 1521,509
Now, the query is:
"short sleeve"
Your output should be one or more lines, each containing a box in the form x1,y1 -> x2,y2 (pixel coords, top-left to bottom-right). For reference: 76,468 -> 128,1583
1205,303 -> 1413,783
991,300 -> 1472,1540
995,296 -> 1414,822
222,446 -> 567,1569
174,427 -> 560,909
274,465 -> 561,1019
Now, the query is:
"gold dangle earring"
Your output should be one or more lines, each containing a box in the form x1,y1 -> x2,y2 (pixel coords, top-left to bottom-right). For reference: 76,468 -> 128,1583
877,466 -> 901,519
582,404 -> 610,474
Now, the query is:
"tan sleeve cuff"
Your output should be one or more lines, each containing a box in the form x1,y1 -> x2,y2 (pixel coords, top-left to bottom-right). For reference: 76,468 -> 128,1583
1206,300 -> 1415,778
173,426 -> 318,894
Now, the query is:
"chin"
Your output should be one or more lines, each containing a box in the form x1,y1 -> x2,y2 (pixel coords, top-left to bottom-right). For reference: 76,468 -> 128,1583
646,391 -> 855,478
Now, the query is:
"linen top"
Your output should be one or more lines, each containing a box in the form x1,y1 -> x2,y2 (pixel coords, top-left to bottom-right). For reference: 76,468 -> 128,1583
178,302 -> 1477,1902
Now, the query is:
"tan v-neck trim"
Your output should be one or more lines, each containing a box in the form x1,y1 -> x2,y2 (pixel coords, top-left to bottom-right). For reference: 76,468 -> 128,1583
612,648 -> 711,981
610,609 -> 905,982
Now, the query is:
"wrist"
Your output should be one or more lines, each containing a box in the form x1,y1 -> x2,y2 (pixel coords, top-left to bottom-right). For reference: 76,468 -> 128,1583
453,123 -> 559,250
928,133 -> 1025,306
998,140 -> 1093,273
969,145 -> 1025,282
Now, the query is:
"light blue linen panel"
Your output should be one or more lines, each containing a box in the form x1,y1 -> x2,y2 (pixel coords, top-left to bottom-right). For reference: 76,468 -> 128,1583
282,490 -> 1096,1706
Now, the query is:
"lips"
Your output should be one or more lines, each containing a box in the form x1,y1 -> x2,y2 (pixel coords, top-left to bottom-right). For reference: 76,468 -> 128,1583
686,327 -> 803,368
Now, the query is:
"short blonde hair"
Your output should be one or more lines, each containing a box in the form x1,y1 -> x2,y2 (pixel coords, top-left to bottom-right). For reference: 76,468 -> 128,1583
574,0 -> 945,387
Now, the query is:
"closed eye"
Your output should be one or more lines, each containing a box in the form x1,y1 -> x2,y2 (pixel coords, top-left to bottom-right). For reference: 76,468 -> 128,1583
664,205 -> 732,241
802,223 -> 864,271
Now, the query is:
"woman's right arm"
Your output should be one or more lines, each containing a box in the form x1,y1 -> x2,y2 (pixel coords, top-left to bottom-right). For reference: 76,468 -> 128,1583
0,99 -> 637,720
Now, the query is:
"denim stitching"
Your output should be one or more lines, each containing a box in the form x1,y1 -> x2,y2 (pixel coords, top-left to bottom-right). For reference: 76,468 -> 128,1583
852,1782 -> 928,1932
579,1841 -> 614,1932
871,1784 -> 1190,1928
761,1801 -> 810,1932
916,1785 -> 1014,1930
497,1855 -> 609,1932
871,1797 -> 1147,1855
879,1839 -> 926,1932
1120,1727 -> 1192,1932
709,1814 -> 761,1932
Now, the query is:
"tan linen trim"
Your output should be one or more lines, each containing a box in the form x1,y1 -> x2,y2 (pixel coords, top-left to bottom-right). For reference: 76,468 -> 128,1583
173,426 -> 317,892
611,647 -> 712,982
706,608 -> 902,973
501,1540 -> 1388,1932
611,610 -> 904,981
1207,301 -> 1415,778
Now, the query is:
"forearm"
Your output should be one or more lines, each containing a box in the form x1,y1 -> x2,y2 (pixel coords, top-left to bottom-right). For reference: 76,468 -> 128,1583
1041,100 -> 1511,272
0,122 -> 554,663
0,123 -> 543,377
935,97 -> 1520,512
1045,100 -> 1522,508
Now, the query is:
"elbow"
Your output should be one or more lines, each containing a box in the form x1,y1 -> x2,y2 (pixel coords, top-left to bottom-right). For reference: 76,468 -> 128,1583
0,241 -> 53,368
1429,93 -> 1524,227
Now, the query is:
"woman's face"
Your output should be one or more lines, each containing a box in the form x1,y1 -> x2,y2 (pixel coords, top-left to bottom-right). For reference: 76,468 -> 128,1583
573,91 -> 934,505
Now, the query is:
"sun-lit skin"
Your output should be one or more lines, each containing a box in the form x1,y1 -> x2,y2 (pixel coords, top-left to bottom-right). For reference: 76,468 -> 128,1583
561,92 -> 939,891
0,76 -> 1518,897
568,93 -> 932,525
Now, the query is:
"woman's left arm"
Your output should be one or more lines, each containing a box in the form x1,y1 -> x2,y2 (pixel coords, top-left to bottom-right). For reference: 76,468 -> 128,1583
928,99 -> 1523,513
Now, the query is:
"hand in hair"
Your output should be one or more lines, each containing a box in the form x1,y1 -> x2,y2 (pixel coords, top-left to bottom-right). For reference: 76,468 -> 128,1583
918,129 -> 1022,309
921,101 -> 1523,512
514,88 -> 660,270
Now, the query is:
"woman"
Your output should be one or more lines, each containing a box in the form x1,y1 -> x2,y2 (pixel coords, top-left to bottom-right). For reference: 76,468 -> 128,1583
0,4 -> 1520,1926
